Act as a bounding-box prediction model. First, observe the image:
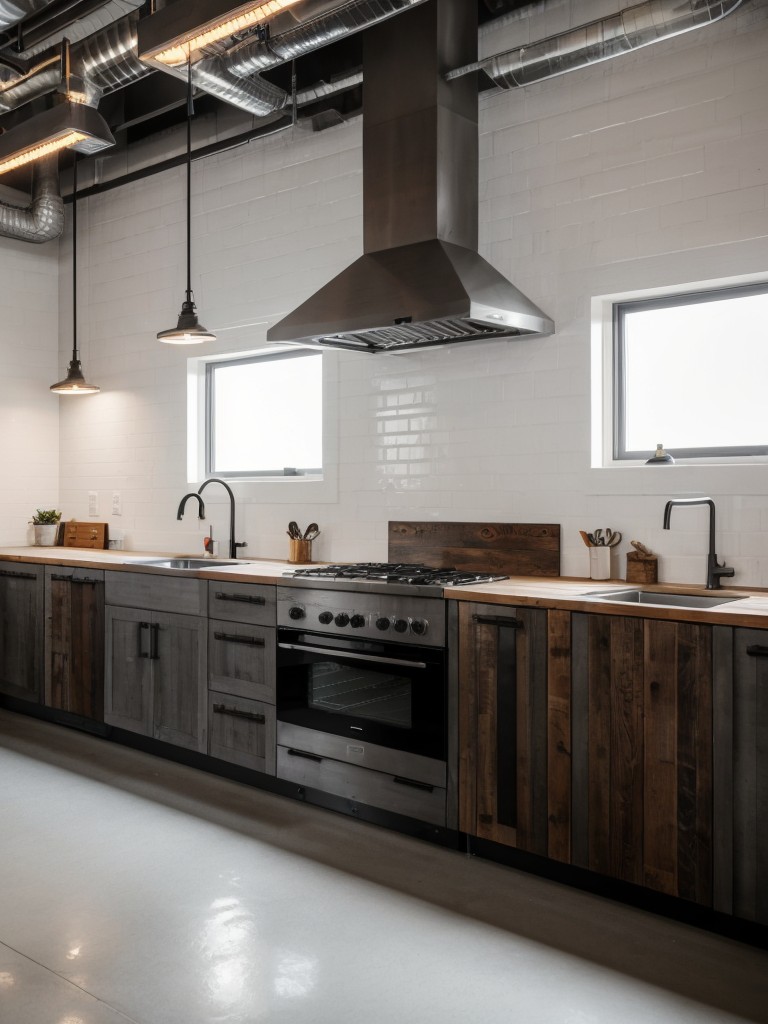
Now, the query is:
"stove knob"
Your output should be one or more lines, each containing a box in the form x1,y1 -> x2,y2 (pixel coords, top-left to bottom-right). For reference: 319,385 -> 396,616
375,617 -> 390,631
350,614 -> 366,628
335,613 -> 350,627
318,611 -> 333,625
410,618 -> 428,637
393,617 -> 409,634
288,606 -> 305,620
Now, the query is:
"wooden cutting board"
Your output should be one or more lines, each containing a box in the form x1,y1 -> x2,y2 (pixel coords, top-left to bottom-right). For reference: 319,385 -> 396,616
388,521 -> 561,577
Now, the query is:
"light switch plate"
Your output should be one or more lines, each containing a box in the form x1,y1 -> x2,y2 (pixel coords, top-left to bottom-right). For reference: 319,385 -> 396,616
111,491 -> 122,516
88,491 -> 99,516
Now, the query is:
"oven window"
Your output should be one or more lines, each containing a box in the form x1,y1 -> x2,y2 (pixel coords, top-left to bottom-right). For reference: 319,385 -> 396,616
307,662 -> 412,729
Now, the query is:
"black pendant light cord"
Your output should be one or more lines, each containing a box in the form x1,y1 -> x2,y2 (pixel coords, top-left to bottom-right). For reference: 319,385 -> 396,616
72,154 -> 78,362
185,58 -> 193,305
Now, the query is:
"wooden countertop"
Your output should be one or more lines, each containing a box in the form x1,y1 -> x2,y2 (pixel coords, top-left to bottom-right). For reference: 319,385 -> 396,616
3,548 -> 768,627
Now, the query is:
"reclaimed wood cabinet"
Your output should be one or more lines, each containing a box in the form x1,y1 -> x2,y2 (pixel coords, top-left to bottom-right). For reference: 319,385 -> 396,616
207,581 -> 276,775
104,573 -> 207,752
0,562 -> 44,703
45,566 -> 105,720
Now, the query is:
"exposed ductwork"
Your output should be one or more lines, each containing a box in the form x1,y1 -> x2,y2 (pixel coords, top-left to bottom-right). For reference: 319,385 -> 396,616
447,0 -> 746,88
0,154 -> 63,242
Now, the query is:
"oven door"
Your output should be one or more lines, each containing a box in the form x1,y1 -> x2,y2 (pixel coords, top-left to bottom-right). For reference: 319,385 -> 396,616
276,628 -> 446,761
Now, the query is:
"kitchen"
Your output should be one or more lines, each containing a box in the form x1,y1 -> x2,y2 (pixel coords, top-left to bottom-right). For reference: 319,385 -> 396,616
1,0 -> 767,1021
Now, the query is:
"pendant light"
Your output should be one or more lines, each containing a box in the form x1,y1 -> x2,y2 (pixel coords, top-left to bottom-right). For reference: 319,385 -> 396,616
50,156 -> 100,395
157,60 -> 215,344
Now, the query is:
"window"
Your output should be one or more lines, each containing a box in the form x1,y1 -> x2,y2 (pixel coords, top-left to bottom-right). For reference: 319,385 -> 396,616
613,283 -> 768,461
206,350 -> 322,477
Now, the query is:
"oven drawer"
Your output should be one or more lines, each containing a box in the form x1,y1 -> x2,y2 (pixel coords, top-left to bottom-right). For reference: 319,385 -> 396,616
277,744 -> 447,826
208,619 -> 275,703
209,692 -> 275,775
208,582 -> 276,626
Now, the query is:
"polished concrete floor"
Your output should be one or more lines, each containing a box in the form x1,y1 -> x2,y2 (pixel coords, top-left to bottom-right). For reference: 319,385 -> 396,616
1,709 -> 766,1024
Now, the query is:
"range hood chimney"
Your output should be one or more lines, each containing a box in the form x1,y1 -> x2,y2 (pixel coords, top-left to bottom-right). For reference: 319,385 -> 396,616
268,0 -> 554,353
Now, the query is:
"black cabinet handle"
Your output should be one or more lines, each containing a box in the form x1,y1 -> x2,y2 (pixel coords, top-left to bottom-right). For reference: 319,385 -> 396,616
472,614 -> 522,629
212,703 -> 266,723
393,776 -> 434,793
150,622 -> 160,660
746,645 -> 768,658
213,631 -> 265,647
0,569 -> 37,580
287,748 -> 323,762
138,621 -> 151,658
214,592 -> 266,605
51,574 -> 100,584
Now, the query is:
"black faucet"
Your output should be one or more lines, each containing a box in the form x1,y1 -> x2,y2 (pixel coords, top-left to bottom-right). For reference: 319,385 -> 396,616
177,492 -> 205,520
662,497 -> 735,590
196,478 -> 246,559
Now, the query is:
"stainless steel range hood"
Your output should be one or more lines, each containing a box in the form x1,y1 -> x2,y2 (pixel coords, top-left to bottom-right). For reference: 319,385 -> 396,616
268,0 -> 554,354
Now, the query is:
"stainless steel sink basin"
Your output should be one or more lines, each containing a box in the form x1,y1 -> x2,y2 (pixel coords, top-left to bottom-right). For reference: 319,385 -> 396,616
588,588 -> 741,609
141,558 -> 247,570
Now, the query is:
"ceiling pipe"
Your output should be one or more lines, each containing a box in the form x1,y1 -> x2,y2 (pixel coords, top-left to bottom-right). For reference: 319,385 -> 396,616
446,0 -> 746,88
0,154 -> 63,242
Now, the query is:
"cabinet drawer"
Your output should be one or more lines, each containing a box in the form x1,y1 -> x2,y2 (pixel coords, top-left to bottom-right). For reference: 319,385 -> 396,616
208,582 -> 275,626
208,619 -> 275,703
277,746 -> 447,826
209,692 -> 275,775
105,572 -> 207,615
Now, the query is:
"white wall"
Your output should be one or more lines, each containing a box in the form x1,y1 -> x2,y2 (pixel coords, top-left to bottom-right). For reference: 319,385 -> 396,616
57,0 -> 768,586
0,186 -> 60,544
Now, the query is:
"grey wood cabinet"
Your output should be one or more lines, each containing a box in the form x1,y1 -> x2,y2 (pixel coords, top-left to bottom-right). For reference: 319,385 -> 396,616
104,573 -> 208,753
45,566 -> 105,720
207,581 -> 277,775
0,562 -> 44,703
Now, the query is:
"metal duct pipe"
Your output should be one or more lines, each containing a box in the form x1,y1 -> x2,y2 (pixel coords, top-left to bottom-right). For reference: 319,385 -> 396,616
0,154 -> 63,242
73,13 -> 150,101
225,0 -> 428,77
0,51 -> 60,112
447,0 -> 745,88
295,67 -> 362,107
192,55 -> 289,117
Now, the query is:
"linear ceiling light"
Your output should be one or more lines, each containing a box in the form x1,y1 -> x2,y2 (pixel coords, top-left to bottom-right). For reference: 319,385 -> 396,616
138,0 -> 301,68
0,101 -> 115,177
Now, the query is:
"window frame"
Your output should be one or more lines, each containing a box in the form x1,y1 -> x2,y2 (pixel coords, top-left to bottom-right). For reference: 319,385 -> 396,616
612,281 -> 768,462
205,349 -> 323,479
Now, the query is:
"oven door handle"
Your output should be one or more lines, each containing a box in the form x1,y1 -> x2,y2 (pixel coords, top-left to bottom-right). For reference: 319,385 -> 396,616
277,642 -> 428,670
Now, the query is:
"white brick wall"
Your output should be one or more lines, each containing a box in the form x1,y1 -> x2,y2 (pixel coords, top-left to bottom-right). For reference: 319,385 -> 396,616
12,0 -> 768,586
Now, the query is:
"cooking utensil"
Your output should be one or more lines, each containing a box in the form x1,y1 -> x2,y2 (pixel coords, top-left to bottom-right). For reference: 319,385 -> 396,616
605,530 -> 622,547
631,540 -> 654,557
303,523 -> 319,541
593,529 -> 604,545
288,521 -> 302,540
579,530 -> 594,547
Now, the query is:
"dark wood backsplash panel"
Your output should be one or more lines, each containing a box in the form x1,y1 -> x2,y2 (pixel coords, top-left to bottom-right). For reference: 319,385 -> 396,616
388,522 -> 561,577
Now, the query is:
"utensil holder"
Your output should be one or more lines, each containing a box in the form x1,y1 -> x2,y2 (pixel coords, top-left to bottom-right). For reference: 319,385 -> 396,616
626,553 -> 658,583
589,546 -> 611,581
288,538 -> 312,564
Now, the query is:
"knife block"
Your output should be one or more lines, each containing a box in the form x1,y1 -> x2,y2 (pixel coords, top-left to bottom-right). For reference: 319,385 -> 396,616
626,552 -> 658,583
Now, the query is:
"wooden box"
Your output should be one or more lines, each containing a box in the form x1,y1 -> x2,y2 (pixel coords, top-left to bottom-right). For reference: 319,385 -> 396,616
626,552 -> 658,584
62,521 -> 109,549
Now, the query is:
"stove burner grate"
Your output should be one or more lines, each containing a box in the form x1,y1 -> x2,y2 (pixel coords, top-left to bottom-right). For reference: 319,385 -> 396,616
290,562 -> 508,586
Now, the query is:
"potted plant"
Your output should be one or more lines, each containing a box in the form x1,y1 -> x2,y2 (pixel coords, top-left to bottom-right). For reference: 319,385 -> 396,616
31,509 -> 62,547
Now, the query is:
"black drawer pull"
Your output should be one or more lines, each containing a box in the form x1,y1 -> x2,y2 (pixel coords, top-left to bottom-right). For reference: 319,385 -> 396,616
51,574 -> 101,584
472,614 -> 522,629
138,621 -> 151,659
746,645 -> 768,658
393,776 -> 434,793
213,631 -> 265,647
0,569 -> 37,580
287,747 -> 323,762
212,703 -> 266,723
214,592 -> 266,605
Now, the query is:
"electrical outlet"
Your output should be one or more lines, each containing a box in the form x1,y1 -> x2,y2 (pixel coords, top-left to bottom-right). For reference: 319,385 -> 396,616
88,491 -> 99,516
111,491 -> 122,516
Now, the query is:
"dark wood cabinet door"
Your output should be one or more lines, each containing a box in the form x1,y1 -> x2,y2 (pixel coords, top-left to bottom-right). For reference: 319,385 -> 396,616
104,606 -> 152,736
572,613 -> 714,903
152,611 -> 207,752
0,564 -> 43,703
458,602 -> 549,855
47,574 -> 105,720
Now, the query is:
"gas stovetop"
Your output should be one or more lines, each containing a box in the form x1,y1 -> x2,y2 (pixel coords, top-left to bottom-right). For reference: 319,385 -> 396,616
283,562 -> 508,588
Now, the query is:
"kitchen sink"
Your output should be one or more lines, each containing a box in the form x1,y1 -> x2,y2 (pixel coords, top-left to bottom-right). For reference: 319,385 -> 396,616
141,558 -> 248,570
587,588 -> 741,609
